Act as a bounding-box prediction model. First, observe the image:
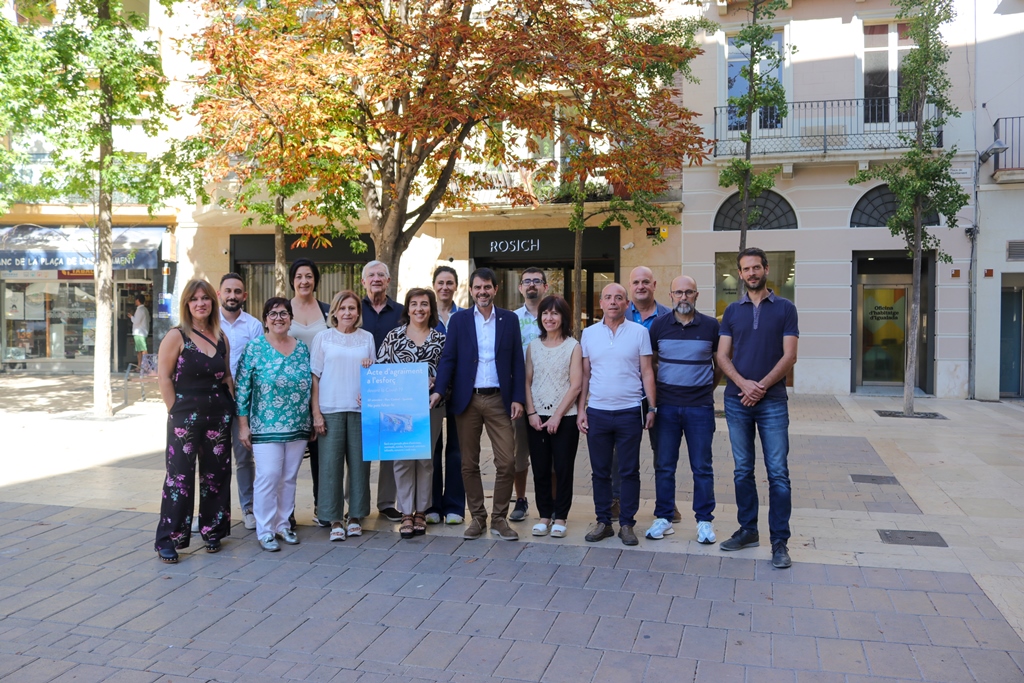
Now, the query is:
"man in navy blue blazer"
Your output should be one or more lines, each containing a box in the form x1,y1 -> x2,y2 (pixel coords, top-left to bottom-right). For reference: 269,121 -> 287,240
431,267 -> 526,541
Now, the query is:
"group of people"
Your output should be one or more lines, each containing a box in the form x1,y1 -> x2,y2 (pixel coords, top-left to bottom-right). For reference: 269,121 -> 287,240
152,247 -> 799,570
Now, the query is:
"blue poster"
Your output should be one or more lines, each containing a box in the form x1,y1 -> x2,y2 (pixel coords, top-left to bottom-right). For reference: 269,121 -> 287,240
361,363 -> 431,461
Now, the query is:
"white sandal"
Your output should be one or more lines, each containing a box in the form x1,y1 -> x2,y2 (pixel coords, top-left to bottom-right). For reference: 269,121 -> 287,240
532,522 -> 550,537
346,519 -> 363,537
329,525 -> 345,542
550,521 -> 567,538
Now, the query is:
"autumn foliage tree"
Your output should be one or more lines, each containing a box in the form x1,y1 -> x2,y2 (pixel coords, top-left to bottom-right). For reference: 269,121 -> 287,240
192,0 -> 711,297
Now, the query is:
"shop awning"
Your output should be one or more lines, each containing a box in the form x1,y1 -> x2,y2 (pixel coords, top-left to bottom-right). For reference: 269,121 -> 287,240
0,224 -> 165,271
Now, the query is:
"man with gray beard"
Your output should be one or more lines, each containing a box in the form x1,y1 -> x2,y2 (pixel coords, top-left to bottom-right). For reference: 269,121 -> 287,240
644,275 -> 722,543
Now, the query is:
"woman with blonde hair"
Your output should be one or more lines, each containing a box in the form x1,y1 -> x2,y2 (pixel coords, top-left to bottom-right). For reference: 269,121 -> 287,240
154,279 -> 235,563
310,290 -> 375,541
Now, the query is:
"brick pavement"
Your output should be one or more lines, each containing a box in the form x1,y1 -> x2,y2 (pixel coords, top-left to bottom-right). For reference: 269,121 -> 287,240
0,502 -> 1022,683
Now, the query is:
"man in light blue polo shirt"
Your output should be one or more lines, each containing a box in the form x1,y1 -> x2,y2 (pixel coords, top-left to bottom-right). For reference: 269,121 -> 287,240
717,248 -> 799,569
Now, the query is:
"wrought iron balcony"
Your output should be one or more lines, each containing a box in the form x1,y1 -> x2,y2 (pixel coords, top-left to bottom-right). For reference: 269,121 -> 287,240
994,116 -> 1023,172
713,97 -> 942,157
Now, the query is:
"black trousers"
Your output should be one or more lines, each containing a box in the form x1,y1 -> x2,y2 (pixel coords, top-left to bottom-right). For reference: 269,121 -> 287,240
526,415 -> 580,520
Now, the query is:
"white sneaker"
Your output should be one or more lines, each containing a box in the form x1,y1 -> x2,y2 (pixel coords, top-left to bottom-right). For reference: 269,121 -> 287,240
445,513 -> 464,525
697,521 -> 716,544
644,518 -> 674,540
425,512 -> 441,525
243,510 -> 256,530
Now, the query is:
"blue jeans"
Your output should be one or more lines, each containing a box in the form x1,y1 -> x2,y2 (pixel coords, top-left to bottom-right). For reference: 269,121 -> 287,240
654,404 -> 716,522
427,406 -> 465,517
611,426 -> 656,500
724,396 -> 791,544
587,406 -> 644,526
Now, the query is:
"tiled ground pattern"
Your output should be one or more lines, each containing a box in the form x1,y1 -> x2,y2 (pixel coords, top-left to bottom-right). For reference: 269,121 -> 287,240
0,502 -> 1022,683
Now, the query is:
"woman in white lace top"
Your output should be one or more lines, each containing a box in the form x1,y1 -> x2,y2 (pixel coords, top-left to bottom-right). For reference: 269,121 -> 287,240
310,290 -> 375,541
524,295 -> 583,538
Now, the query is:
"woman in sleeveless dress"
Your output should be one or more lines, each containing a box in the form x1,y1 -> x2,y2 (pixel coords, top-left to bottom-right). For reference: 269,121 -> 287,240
524,296 -> 583,539
154,279 -> 235,563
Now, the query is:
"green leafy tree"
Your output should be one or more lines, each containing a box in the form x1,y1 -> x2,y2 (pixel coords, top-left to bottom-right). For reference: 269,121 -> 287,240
849,0 -> 969,416
1,0 -> 191,416
717,0 -> 791,252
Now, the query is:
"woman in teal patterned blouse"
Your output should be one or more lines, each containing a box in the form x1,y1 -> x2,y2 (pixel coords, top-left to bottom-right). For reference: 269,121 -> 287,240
235,297 -> 313,552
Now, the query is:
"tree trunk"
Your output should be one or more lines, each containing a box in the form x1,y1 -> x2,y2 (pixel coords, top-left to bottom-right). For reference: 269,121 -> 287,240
92,0 -> 114,417
571,179 -> 586,340
904,206 -> 923,416
273,194 -> 287,296
373,215 -> 404,300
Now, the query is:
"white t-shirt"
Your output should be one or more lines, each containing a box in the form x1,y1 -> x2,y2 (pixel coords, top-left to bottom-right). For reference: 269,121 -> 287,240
310,328 -> 375,413
514,305 -> 541,357
473,306 -> 500,389
220,310 -> 265,378
131,305 -> 150,338
580,318 -> 652,411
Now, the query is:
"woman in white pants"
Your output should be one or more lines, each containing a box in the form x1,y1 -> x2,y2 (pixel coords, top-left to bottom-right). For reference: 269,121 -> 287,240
235,298 -> 313,552
376,288 -> 446,539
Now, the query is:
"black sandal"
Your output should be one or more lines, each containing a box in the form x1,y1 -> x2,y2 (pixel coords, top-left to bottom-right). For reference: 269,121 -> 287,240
400,515 -> 414,539
413,512 -> 427,536
157,548 -> 179,564
205,539 -> 221,553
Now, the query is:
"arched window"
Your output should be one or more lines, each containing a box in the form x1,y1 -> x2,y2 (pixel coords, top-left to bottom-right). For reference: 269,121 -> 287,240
713,191 -> 797,232
851,185 -> 939,227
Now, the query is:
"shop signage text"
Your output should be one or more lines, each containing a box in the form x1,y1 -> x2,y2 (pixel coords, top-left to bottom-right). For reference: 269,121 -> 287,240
489,238 -> 541,254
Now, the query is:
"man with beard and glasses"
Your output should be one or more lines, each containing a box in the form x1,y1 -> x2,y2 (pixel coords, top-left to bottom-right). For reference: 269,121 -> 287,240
218,273 -> 266,531
717,248 -> 799,569
645,276 -> 721,544
509,267 -> 548,522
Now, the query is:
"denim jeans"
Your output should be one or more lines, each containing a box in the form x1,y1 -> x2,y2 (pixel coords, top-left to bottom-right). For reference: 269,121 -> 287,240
587,406 -> 644,526
611,425 -> 656,500
427,406 -> 465,517
724,396 -> 791,544
654,404 -> 716,522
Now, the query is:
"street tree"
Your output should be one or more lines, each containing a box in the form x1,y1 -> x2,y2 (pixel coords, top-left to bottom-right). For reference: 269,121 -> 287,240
717,0 -> 791,252
0,0 -> 188,417
194,0 -> 710,298
849,0 -> 969,416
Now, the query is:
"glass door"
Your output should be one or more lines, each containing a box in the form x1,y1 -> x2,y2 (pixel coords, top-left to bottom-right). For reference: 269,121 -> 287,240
860,286 -> 908,384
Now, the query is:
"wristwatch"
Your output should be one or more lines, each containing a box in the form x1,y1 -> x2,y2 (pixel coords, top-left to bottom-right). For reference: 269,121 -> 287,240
647,406 -> 657,414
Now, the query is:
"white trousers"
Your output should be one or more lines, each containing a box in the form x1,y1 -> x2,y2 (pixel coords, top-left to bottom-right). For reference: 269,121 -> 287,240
252,440 -> 307,538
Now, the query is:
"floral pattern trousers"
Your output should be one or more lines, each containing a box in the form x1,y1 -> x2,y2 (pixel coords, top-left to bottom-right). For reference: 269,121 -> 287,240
154,393 -> 234,551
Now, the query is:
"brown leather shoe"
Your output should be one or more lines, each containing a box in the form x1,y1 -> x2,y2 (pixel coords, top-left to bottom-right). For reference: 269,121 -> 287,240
463,518 -> 486,540
490,517 -> 519,541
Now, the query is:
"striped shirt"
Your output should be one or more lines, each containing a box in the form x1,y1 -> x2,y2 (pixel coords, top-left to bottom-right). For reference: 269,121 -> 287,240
649,311 -> 720,407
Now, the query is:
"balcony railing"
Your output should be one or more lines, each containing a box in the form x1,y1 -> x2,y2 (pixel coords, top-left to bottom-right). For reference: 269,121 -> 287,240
713,97 -> 941,157
994,116 -> 1023,171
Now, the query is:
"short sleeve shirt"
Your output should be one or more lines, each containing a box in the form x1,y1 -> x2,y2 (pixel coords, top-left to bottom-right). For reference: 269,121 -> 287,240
649,311 -> 719,407
719,290 -> 799,402
361,297 -> 404,353
513,306 -> 541,357
580,319 -> 652,411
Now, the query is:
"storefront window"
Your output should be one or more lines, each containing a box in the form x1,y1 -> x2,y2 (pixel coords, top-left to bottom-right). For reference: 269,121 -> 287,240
714,251 -> 796,319
4,280 -> 97,362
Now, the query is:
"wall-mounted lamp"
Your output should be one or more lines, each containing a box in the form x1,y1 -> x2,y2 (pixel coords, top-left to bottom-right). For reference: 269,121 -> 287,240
978,139 -> 1009,163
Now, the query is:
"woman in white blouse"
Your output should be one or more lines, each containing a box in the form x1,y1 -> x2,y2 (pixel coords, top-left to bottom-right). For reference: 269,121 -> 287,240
524,296 -> 583,539
310,290 -> 375,541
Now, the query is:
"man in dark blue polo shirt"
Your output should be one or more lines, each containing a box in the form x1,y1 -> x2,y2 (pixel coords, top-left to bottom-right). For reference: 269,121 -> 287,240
717,248 -> 799,568
645,275 -> 722,544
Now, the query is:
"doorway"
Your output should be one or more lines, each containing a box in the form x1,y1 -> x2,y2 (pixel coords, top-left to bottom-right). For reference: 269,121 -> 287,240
1001,288 -> 1023,397
489,264 -> 616,330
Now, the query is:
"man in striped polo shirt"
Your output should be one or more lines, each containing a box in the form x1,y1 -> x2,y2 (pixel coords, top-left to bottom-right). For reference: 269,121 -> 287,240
645,275 -> 722,544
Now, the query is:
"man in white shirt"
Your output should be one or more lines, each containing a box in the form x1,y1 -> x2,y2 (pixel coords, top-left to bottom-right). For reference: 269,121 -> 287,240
219,273 -> 266,531
128,294 -> 151,368
431,268 -> 526,541
509,267 -> 548,522
577,283 -> 656,546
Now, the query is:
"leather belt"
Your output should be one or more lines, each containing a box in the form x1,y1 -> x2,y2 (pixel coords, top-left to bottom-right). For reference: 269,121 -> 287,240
473,387 -> 500,395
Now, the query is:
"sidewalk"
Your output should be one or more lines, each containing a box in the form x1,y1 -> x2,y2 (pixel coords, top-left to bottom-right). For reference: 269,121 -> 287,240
0,374 -> 1022,682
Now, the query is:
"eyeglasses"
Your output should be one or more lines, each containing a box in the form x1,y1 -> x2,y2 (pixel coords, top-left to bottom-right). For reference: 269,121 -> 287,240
521,278 -> 544,285
267,311 -> 291,320
670,289 -> 698,298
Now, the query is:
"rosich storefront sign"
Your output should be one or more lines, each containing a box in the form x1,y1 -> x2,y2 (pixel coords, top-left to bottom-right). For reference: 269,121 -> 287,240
470,227 -> 619,265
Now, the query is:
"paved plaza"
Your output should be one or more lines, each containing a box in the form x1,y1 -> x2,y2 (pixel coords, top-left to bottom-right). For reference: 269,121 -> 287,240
0,375 -> 1023,682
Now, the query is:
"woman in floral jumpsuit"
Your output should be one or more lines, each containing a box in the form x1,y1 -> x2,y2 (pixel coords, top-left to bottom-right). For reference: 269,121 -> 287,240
154,279 -> 235,563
